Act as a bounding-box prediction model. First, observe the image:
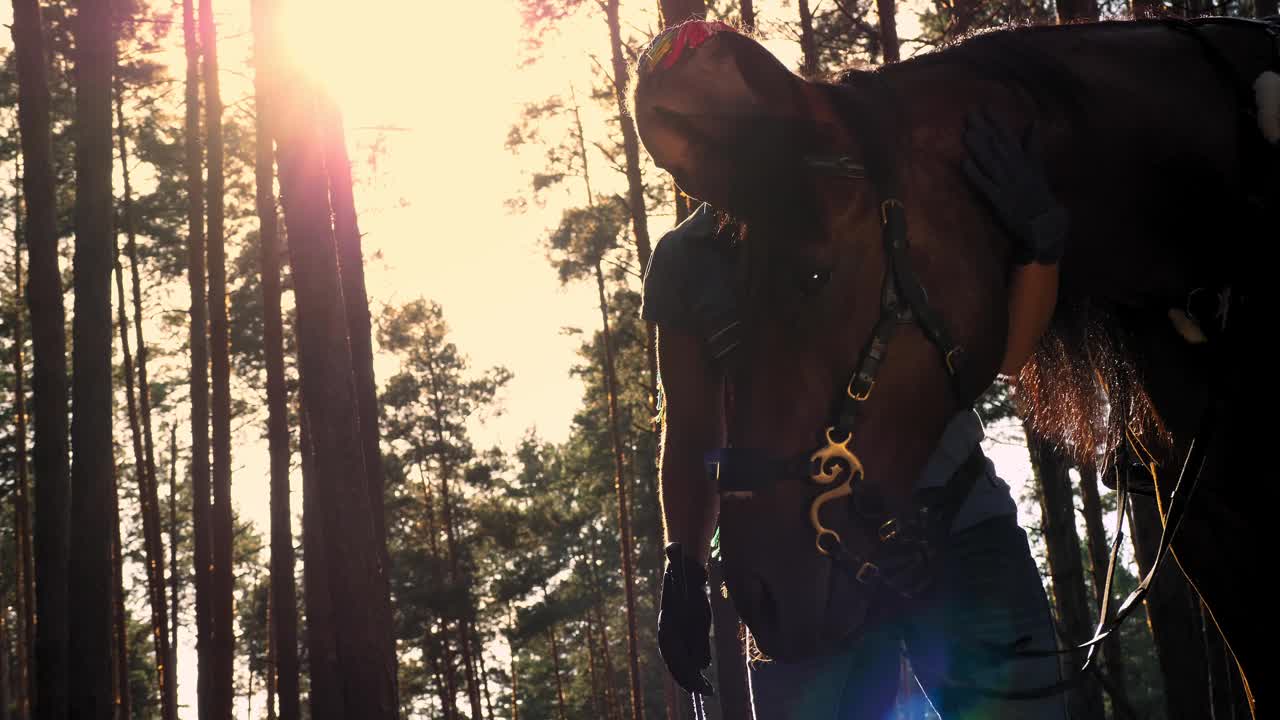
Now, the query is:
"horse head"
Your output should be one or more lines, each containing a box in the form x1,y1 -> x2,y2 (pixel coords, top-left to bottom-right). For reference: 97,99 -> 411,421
635,21 -> 1014,659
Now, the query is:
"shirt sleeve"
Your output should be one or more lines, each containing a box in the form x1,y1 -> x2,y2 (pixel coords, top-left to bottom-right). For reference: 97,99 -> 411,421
640,204 -> 715,331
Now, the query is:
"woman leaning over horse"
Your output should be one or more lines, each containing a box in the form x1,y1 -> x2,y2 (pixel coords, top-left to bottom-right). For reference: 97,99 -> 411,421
645,110 -> 1070,717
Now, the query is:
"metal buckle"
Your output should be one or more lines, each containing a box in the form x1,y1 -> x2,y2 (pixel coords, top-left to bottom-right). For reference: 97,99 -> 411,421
856,562 -> 881,584
878,518 -> 900,543
847,379 -> 874,402
880,198 -> 904,225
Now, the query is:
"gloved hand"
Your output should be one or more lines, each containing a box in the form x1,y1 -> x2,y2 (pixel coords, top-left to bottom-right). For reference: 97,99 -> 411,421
962,110 -> 1068,265
657,542 -> 715,696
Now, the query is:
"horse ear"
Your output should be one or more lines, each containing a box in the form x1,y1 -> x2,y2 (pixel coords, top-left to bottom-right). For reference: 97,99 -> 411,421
633,23 -> 816,211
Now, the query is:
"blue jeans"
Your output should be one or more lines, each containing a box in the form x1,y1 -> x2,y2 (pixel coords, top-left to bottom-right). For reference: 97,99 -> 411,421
748,515 -> 1067,719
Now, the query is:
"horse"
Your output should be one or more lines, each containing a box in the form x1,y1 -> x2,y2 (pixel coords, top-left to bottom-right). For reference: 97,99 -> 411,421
632,16 -> 1277,716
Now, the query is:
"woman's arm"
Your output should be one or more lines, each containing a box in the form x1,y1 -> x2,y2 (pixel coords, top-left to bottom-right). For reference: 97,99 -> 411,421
963,111 -> 1068,378
1001,263 -> 1058,376
656,325 -> 724,565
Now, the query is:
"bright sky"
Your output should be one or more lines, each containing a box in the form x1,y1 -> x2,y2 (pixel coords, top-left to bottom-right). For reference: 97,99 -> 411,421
1,0 -> 1124,715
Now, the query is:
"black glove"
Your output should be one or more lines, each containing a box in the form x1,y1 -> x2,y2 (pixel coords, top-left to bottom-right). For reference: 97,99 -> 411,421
962,109 -> 1068,265
658,542 -> 715,696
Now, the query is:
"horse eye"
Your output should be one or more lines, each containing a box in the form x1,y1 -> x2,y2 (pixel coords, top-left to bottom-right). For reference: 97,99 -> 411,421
796,268 -> 832,296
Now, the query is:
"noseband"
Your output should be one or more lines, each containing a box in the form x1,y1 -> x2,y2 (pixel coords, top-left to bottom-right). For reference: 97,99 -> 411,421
708,79 -> 980,596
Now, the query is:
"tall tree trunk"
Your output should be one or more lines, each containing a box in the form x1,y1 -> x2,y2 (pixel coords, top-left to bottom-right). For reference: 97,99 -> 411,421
434,623 -> 459,720
1078,466 -> 1131,718
198,0 -> 236,714
740,0 -> 756,30
425,628 -> 450,720
548,627 -> 568,720
267,593 -> 277,720
11,205 -> 35,720
182,0 -> 214,715
1128,494 -> 1214,719
67,0 -> 116,714
507,629 -> 518,720
168,426 -> 180,677
709,559 -> 751,720
1025,429 -> 1105,720
298,405 -> 342,720
251,1 -> 302,716
277,81 -> 399,718
605,0 -> 659,417
585,617 -> 605,720
472,622 -> 494,720
797,0 -> 818,77
113,83 -> 177,720
111,475 -> 132,720
1258,0 -> 1278,17
876,0 -> 900,62
11,0 -> 72,716
594,262 -> 644,720
318,100 -> 388,553
591,579 -> 622,720
1,598 -> 11,720
417,464 -> 457,720
420,382 -> 480,720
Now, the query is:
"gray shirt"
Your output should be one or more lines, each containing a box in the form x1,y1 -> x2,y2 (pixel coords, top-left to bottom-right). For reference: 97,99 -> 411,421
642,204 -> 1016,533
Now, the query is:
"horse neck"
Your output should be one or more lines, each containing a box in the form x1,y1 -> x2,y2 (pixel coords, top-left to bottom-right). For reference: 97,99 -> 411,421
881,20 -> 1272,308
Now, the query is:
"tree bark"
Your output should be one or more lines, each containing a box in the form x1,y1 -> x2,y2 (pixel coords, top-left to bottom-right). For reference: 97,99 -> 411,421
876,0 -> 900,62
1,597 -> 11,720
277,80 -> 399,718
595,262 -> 644,720
1129,494 -> 1214,719
1258,0 -> 1278,18
740,0 -> 756,30
111,474 -> 132,720
267,594 -> 276,720
298,405 -> 342,720
1025,429 -> 1105,720
10,1 -> 72,716
797,0 -> 819,77
709,559 -> 751,720
1078,466 -> 1131,717
67,0 -> 116,713
11,202 -> 35,720
319,99 -> 388,555
198,0 -> 236,714
251,1 -> 302,717
168,426 -> 180,681
182,0 -> 214,715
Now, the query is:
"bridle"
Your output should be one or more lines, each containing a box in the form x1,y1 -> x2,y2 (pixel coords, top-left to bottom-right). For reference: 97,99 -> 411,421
708,75 -> 980,597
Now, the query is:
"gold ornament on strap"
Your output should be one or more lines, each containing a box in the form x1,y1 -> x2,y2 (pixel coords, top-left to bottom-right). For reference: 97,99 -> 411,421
808,427 -> 865,556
